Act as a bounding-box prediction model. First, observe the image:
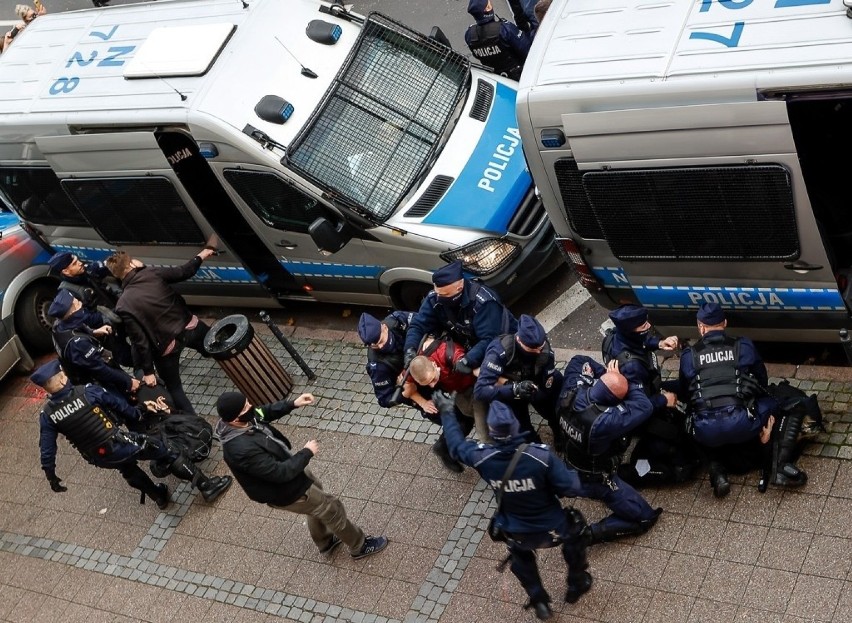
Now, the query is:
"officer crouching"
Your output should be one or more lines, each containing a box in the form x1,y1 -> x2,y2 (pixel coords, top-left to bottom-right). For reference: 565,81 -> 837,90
436,394 -> 591,620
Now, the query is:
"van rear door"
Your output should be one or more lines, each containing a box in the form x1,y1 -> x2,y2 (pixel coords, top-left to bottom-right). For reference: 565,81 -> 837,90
560,100 -> 847,340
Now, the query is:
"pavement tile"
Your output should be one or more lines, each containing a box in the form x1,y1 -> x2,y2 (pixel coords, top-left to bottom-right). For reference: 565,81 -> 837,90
390,543 -> 437,584
673,517 -> 727,558
742,567 -> 798,613
816,496 -> 852,539
795,455 -> 839,496
756,528 -> 813,573
801,535 -> 852,580
828,461 -> 852,498
566,577 -> 616,621
659,552 -> 710,597
642,592 -> 695,623
785,574 -> 844,620
688,598 -> 739,622
772,489 -> 827,532
600,583 -> 654,623
342,572 -> 387,613
617,545 -> 671,590
454,555 -> 506,599
369,470 -> 415,506
700,559 -> 754,603
732,486 -> 781,526
375,579 -> 419,620
411,512 -> 458,550
734,606 -> 784,622
715,521 -> 769,564
588,541 -> 630,579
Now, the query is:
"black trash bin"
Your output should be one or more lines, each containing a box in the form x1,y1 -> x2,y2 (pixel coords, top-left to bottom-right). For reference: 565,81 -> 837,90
204,314 -> 293,406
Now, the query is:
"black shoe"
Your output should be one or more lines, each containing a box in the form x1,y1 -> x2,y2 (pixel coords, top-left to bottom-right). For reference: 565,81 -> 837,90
152,483 -> 170,510
772,463 -> 808,488
351,535 -> 388,560
710,473 -> 730,498
199,475 -> 232,502
319,535 -> 342,555
565,571 -> 593,604
432,439 -> 464,473
524,600 -> 553,620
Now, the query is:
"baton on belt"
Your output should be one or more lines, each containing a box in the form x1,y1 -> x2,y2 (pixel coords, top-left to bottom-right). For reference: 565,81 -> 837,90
259,311 -> 317,381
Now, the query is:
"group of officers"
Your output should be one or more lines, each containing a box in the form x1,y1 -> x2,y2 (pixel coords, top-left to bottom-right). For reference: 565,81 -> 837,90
358,260 -> 810,620
27,250 -> 811,621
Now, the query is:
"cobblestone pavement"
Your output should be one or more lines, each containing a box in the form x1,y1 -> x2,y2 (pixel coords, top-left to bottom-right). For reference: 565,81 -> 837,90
0,320 -> 850,623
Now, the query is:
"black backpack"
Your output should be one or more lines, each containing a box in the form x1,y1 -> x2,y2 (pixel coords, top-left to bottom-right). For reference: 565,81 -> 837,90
135,383 -> 213,463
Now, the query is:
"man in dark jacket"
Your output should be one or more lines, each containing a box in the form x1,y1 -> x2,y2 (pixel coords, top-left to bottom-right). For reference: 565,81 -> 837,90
437,395 -> 591,620
216,390 -> 389,560
474,314 -> 562,443
404,260 -> 517,376
106,248 -> 215,415
558,356 -> 662,543
32,359 -> 231,509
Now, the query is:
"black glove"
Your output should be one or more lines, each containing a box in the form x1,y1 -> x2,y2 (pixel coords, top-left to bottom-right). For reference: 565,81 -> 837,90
432,390 -> 456,415
513,380 -> 538,399
403,348 -> 417,370
453,357 -> 473,375
46,472 -> 67,493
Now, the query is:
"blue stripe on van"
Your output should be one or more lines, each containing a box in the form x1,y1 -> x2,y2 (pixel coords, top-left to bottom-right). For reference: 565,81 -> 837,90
591,266 -> 846,312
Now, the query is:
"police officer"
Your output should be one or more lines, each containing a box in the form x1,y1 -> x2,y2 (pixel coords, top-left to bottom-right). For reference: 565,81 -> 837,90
505,0 -> 539,34
50,289 -> 139,397
666,303 -> 807,496
558,355 -> 662,543
474,314 -> 562,443
357,311 -> 414,409
48,251 -> 122,312
436,395 -> 591,620
32,360 -> 231,508
404,259 -> 517,377
464,0 -> 532,81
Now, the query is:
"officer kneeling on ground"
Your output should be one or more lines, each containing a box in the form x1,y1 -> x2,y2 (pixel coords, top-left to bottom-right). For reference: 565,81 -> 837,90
32,360 -> 231,509
436,394 -> 591,620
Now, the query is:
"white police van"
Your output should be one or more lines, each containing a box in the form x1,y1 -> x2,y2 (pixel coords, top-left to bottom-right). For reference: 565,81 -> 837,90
518,0 -> 852,342
0,0 -> 559,353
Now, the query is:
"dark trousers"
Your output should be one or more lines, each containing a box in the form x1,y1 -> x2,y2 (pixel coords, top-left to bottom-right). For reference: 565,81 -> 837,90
578,472 -> 658,536
154,320 -> 210,415
507,513 -> 588,604
89,431 -> 175,499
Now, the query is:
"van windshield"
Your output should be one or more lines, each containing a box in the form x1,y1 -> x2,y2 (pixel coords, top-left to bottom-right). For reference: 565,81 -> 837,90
286,13 -> 470,223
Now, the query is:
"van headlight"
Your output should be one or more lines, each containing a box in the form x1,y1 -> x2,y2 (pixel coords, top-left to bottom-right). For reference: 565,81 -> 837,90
440,238 -> 520,276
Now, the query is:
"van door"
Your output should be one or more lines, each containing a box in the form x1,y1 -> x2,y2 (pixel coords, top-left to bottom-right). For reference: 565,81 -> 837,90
560,100 -> 847,339
34,131 -> 299,299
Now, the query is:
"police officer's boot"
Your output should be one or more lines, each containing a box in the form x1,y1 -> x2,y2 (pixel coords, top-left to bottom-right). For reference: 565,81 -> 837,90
523,599 -> 553,621
120,464 -> 171,510
168,454 -> 233,502
432,433 -> 464,473
565,571 -> 592,604
771,411 -> 808,487
708,461 -> 730,498
585,519 -> 643,544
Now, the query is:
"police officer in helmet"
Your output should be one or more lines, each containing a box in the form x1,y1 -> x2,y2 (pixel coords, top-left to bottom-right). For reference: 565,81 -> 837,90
32,359 -> 231,508
666,303 -> 807,497
436,395 -> 591,620
464,0 -> 532,81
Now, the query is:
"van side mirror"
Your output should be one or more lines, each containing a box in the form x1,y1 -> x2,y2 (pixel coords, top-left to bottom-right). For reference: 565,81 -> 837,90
429,26 -> 451,49
308,217 -> 350,255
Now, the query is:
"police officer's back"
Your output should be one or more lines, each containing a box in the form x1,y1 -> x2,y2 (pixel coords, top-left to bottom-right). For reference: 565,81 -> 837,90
464,0 -> 532,81
437,395 -> 591,619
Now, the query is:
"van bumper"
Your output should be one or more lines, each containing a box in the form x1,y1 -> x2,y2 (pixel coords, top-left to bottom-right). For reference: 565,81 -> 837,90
484,221 -> 561,305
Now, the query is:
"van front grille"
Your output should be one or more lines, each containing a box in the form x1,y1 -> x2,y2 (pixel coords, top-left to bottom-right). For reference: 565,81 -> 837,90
507,186 -> 543,237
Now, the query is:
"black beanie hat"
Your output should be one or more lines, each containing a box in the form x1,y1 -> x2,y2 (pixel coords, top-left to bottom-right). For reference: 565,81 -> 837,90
217,391 -> 247,421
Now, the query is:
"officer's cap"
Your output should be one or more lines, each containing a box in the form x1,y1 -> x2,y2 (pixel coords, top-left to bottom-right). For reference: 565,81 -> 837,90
468,0 -> 494,22
487,401 -> 521,440
516,314 -> 546,349
697,303 -> 725,326
217,391 -> 248,422
48,289 -> 76,319
357,313 -> 382,346
30,359 -> 63,388
47,251 -> 74,274
432,260 -> 464,287
608,304 -> 648,332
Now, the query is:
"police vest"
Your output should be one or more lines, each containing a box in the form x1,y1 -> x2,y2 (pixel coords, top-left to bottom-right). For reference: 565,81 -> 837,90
52,329 -> 111,384
43,386 -> 117,456
437,281 -> 514,347
558,390 -> 622,474
466,20 -> 523,81
498,334 -> 550,382
601,329 -> 662,395
688,335 -> 760,411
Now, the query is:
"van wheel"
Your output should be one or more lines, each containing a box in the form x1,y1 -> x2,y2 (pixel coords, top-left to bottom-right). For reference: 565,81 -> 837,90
15,282 -> 57,355
395,282 -> 431,312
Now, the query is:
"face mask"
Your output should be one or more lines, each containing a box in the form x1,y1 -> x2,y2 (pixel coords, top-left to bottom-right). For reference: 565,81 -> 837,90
437,291 -> 463,308
236,408 -> 256,425
637,327 -> 653,341
377,331 -> 396,354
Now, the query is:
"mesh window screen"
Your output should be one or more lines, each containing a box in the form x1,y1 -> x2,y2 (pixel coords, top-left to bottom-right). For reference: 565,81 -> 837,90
224,170 -> 324,233
0,168 -> 88,226
288,13 -> 469,222
553,158 -> 603,239
578,166 -> 798,261
61,177 -> 204,246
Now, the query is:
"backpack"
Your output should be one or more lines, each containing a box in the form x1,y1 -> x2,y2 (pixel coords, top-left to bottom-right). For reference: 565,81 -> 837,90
135,383 -> 214,463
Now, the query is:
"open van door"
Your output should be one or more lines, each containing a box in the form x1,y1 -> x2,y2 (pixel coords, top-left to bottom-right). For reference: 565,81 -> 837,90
560,99 -> 848,341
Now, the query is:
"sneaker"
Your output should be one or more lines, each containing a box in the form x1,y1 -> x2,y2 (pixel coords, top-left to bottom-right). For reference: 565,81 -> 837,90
319,535 -> 342,555
351,535 -> 389,560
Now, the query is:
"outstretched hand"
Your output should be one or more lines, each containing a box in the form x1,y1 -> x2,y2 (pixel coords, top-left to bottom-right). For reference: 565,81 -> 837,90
294,393 -> 315,407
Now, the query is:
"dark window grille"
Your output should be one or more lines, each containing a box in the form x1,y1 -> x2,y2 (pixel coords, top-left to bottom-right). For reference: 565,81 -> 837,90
0,167 -> 88,226
580,165 -> 798,261
553,158 -> 603,239
224,170 -> 325,233
287,13 -> 470,222
60,177 -> 203,246
404,175 -> 454,217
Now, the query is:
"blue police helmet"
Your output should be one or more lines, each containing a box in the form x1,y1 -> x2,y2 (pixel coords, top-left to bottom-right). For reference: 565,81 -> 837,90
432,260 -> 464,287
697,303 -> 725,326
608,304 -> 648,332
468,0 -> 494,22
487,401 -> 521,440
517,314 -> 546,348
357,313 -> 382,346
30,359 -> 63,388
47,251 -> 74,274
48,289 -> 76,319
